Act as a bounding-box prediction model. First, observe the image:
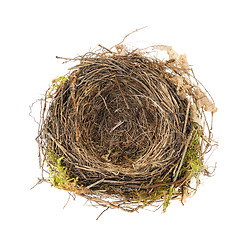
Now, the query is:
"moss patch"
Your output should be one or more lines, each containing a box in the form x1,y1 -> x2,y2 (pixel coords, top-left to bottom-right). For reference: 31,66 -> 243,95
47,152 -> 78,192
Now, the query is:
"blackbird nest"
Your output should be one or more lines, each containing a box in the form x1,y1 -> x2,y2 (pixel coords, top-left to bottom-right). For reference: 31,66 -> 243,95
37,43 -> 217,212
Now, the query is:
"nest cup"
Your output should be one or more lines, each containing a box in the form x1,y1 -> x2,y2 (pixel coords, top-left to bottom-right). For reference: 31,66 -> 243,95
37,44 -> 217,212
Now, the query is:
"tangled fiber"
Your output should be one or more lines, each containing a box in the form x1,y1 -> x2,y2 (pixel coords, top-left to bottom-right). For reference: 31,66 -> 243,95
36,41 -> 217,213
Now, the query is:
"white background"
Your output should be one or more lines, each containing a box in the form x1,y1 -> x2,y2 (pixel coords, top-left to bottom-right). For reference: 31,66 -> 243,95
1,0 -> 248,239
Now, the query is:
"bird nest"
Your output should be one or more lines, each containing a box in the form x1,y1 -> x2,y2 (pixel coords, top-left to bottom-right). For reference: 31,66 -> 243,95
36,42 -> 217,213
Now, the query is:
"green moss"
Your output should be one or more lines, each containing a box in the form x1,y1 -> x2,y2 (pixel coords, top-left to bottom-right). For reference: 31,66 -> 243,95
46,152 -> 78,191
47,76 -> 68,98
163,186 -> 174,212
184,125 -> 204,182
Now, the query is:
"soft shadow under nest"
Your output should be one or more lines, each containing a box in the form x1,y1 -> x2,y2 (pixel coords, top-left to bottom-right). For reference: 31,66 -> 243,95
37,45 -> 217,212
